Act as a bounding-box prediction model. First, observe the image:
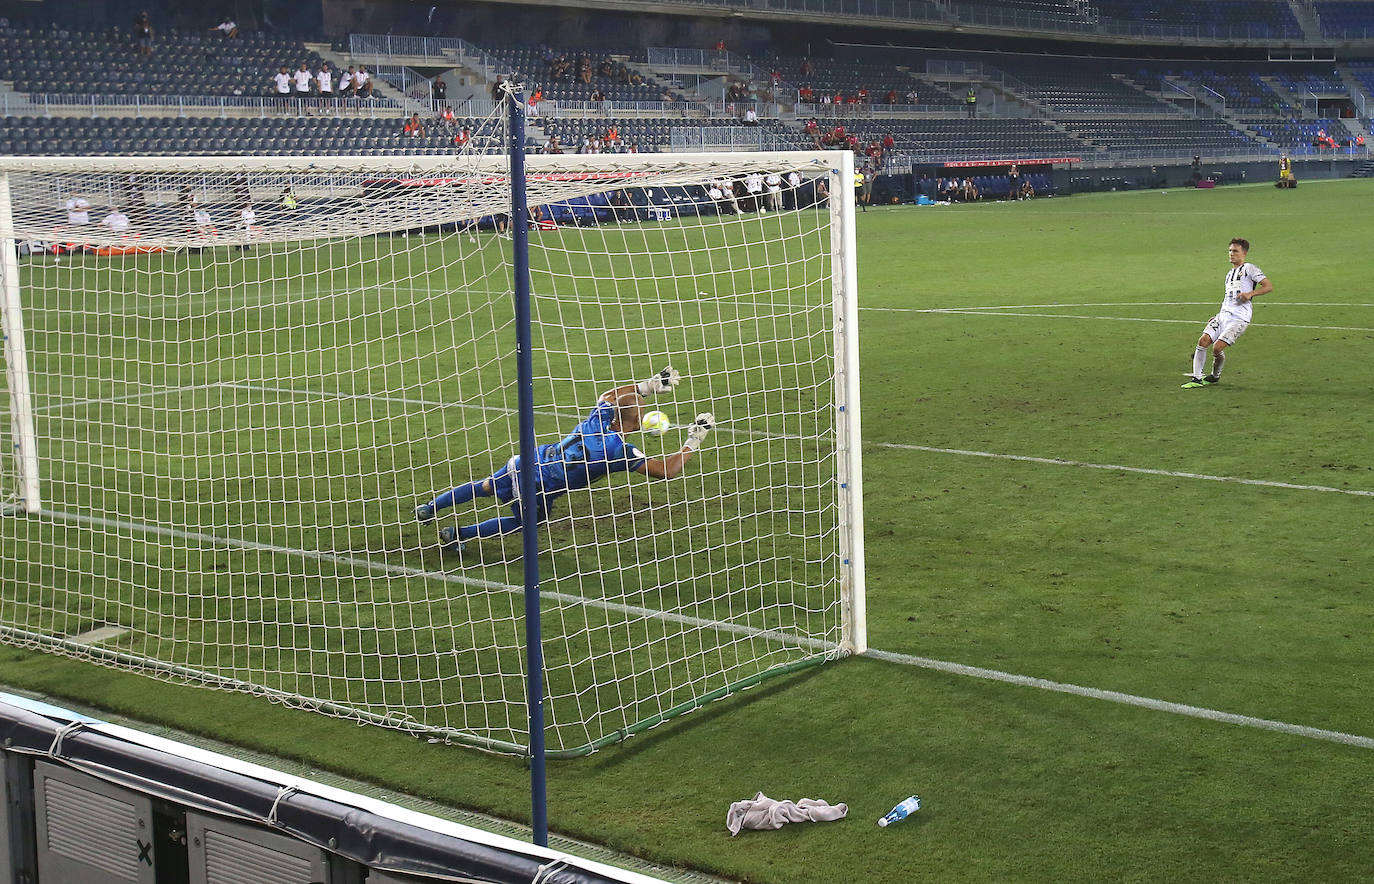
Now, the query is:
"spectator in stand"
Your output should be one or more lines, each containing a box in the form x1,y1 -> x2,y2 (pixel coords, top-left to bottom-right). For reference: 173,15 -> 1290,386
542,134 -> 561,154
905,88 -> 919,105
885,89 -> 897,104
432,76 -> 446,103
627,141 -> 639,154
101,207 -> 130,234
660,87 -> 675,103
799,86 -> 813,103
743,107 -> 759,125
339,67 -> 355,96
315,62 -> 333,97
605,123 -> 619,144
440,105 -> 456,124
293,63 -> 313,98
527,87 -> 542,117
785,169 -> 801,209
590,88 -> 606,102
132,11 -> 153,56
273,65 -> 292,97
833,90 -> 845,105
799,59 -> 813,77
883,133 -> 894,151
865,139 -> 883,169
403,113 -> 427,138
857,87 -> 869,104
355,66 -> 373,98
210,16 -> 238,39
454,125 -> 472,148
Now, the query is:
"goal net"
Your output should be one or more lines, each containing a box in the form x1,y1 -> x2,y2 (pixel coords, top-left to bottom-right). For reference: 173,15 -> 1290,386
0,133 -> 864,757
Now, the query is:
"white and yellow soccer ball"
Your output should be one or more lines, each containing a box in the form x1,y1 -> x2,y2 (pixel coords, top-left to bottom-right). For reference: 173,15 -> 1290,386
641,410 -> 671,436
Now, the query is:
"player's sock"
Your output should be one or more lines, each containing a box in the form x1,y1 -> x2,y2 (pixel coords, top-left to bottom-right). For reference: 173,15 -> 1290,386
458,515 -> 521,541
1209,351 -> 1225,379
1191,346 -> 1207,379
430,480 -> 490,513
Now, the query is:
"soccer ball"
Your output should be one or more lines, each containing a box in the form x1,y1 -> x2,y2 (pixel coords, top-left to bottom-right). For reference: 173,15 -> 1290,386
641,411 -> 671,436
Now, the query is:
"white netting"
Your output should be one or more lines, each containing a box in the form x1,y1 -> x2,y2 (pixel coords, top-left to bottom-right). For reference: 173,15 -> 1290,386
0,133 -> 857,755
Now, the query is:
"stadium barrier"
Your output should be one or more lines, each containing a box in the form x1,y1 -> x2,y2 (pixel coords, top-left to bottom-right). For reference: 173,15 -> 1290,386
7,93 -> 405,119
0,692 -> 669,884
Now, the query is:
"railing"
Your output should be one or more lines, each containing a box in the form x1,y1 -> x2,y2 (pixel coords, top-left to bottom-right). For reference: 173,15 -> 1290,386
348,34 -> 467,60
794,102 -> 962,117
5,93 -> 405,118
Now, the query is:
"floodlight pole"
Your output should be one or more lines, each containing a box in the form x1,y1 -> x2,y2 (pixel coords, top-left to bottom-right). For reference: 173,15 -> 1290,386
508,88 -> 548,848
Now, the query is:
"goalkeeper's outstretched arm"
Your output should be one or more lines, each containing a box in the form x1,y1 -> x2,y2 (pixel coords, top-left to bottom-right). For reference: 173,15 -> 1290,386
601,365 -> 681,405
638,413 -> 714,480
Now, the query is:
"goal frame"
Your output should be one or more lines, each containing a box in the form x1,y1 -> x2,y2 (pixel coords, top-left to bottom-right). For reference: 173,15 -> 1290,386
0,149 -> 867,734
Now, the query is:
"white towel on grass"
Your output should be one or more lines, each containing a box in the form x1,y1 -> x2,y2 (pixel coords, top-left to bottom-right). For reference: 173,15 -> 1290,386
726,792 -> 848,836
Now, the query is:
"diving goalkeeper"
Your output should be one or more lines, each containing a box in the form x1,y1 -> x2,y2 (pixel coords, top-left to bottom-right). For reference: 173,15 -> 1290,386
415,367 -> 714,552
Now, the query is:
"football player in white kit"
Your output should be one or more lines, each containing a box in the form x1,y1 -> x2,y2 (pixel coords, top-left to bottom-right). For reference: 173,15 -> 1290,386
1183,238 -> 1273,388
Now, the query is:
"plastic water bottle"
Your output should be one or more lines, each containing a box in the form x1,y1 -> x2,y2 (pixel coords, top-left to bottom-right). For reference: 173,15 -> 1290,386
877,795 -> 921,827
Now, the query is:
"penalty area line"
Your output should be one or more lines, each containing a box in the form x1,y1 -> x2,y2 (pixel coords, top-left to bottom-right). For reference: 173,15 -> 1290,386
864,648 -> 1374,751
879,443 -> 1374,498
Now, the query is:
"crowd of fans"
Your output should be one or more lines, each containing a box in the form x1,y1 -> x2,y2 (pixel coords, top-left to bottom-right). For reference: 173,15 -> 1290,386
271,62 -> 374,99
543,51 -> 644,87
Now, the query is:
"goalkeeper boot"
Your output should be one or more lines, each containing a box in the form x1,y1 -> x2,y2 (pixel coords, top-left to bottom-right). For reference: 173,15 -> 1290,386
438,526 -> 466,555
414,502 -> 436,524
1203,375 -> 1221,384
1181,378 -> 1207,388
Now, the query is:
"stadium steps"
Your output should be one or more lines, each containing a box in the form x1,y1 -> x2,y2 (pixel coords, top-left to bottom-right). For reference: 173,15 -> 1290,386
1284,0 -> 1324,39
1351,160 -> 1374,177
1336,67 -> 1374,131
1261,76 -> 1309,115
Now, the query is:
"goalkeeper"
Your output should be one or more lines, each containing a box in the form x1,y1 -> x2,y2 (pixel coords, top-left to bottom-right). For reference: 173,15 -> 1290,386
415,367 -> 714,552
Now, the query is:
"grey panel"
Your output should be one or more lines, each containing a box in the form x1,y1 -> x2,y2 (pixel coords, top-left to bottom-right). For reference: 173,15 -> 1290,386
0,752 -> 10,877
187,813 -> 329,884
33,760 -> 156,884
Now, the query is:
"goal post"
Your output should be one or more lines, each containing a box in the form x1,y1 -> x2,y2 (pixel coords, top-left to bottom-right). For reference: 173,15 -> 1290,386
0,145 -> 865,758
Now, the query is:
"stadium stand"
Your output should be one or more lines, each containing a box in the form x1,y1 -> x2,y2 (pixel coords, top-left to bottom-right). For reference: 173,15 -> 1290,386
0,26 -> 329,98
1058,117 -> 1256,154
807,117 -> 1090,160
1314,2 -> 1374,38
479,44 -> 673,104
989,60 -> 1181,114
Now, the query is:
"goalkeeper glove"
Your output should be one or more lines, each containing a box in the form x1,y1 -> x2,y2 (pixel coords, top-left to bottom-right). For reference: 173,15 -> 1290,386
683,413 -> 715,451
636,366 -> 680,397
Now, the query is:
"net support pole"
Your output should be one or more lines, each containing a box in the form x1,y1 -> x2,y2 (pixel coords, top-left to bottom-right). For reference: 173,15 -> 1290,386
829,152 -> 867,656
0,173 -> 41,514
508,88 -> 548,848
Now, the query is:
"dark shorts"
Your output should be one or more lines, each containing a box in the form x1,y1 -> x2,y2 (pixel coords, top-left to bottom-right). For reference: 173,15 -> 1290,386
489,456 -> 557,522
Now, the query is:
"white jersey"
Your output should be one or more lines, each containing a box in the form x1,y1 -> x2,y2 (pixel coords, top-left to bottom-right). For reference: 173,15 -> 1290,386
240,208 -> 256,227
101,211 -> 130,232
1221,261 -> 1266,323
294,70 -> 312,92
316,70 -> 332,93
765,173 -> 782,192
745,173 -> 764,194
66,197 -> 90,224
194,209 -> 212,228
273,72 -> 291,94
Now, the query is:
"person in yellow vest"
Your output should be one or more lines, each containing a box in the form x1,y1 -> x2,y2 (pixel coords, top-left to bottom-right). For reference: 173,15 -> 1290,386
1278,154 -> 1291,182
853,167 -> 867,212
965,87 -> 977,118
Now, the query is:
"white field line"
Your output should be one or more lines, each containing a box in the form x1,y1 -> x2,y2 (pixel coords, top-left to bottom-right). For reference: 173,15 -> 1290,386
890,301 -> 1374,312
864,307 -> 1374,333
863,648 -> 1374,751
41,508 -> 834,656
33,384 -> 207,415
881,443 -> 1374,498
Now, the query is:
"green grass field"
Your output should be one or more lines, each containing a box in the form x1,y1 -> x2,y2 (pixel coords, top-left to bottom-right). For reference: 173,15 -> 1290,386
4,178 -> 1374,882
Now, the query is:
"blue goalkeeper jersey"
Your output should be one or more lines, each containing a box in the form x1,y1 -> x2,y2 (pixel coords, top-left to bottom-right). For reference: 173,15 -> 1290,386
531,400 -> 646,495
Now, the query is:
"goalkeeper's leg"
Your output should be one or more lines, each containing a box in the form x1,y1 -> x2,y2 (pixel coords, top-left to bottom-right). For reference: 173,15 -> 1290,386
417,457 -> 519,522
440,496 -> 552,550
